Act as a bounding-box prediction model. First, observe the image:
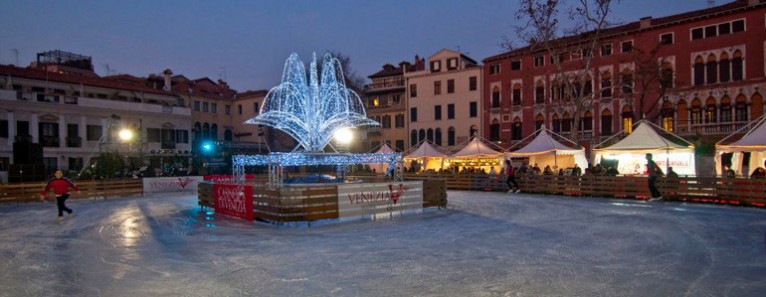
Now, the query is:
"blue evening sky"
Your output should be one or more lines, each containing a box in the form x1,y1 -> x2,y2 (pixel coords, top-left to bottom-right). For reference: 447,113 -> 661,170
0,0 -> 712,91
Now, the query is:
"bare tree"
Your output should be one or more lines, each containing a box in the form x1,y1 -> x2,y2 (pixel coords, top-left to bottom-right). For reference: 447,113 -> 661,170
621,40 -> 679,122
514,0 -> 614,143
326,50 -> 367,93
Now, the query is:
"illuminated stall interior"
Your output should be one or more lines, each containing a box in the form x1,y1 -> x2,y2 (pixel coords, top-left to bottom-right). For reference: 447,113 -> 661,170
716,115 -> 766,177
594,121 -> 696,176
447,137 -> 507,174
404,140 -> 448,172
508,128 -> 587,172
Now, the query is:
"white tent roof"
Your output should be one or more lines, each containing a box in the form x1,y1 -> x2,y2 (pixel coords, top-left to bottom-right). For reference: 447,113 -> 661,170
595,121 -> 692,152
509,129 -> 583,156
717,116 -> 766,151
450,138 -> 504,158
373,142 -> 396,154
405,141 -> 447,159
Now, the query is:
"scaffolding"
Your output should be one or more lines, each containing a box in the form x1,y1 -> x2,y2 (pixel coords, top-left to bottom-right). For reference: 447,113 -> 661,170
36,50 -> 93,70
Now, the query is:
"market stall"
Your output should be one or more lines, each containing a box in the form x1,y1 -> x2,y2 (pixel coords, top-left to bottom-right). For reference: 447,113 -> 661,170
594,121 -> 695,176
447,137 -> 507,174
715,115 -> 766,177
404,140 -> 448,172
367,142 -> 397,174
508,128 -> 588,172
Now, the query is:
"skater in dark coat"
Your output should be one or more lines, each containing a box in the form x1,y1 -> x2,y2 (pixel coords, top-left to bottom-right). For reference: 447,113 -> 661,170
646,154 -> 663,201
40,170 -> 80,221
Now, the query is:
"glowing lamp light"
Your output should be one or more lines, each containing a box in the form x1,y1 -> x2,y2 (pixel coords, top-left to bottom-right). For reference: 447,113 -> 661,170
201,141 -> 215,153
334,128 -> 354,145
118,129 -> 134,141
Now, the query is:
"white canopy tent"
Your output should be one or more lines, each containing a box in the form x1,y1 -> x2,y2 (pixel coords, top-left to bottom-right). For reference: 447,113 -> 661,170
508,128 -> 588,171
367,142 -> 396,174
447,137 -> 507,173
715,115 -> 766,176
404,140 -> 448,171
594,121 -> 695,176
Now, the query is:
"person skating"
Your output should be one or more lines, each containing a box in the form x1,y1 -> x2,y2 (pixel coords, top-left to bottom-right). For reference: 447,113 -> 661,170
40,170 -> 80,221
504,160 -> 520,193
645,154 -> 663,201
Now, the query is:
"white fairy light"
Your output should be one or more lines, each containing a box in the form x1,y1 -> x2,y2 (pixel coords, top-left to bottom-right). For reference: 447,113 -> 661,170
244,53 -> 379,152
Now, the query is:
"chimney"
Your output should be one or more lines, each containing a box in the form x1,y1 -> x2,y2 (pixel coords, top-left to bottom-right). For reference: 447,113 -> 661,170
162,69 -> 173,92
640,17 -> 652,29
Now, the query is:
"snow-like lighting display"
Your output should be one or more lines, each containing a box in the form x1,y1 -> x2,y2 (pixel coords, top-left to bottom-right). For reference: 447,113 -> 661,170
245,53 -> 379,152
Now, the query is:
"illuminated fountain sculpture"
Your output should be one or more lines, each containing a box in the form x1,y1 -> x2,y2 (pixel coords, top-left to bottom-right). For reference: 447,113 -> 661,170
233,53 -> 402,185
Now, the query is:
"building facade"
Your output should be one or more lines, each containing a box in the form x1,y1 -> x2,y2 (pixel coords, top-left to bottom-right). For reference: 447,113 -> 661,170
483,0 -> 766,155
0,51 -> 192,181
406,49 -> 483,151
364,57 -> 424,152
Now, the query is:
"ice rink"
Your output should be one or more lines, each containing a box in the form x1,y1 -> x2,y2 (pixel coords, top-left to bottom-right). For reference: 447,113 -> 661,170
1,190 -> 765,297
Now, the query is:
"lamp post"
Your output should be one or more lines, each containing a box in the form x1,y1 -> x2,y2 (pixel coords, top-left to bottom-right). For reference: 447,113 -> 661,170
118,128 -> 135,176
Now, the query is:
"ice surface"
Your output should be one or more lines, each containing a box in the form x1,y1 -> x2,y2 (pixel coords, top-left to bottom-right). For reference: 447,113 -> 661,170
1,191 -> 765,296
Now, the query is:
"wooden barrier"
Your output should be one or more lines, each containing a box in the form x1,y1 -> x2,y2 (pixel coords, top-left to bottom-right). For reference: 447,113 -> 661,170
404,173 -> 766,208
0,179 -> 143,203
198,178 -> 450,224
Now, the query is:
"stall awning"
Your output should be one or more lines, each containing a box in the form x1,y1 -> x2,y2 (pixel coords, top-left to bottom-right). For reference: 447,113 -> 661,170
509,129 -> 583,156
716,115 -> 766,151
594,121 -> 693,152
405,140 -> 447,159
450,137 -> 505,158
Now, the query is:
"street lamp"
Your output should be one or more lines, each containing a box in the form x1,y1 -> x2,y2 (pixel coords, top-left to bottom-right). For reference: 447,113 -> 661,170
333,127 -> 354,145
118,129 -> 134,142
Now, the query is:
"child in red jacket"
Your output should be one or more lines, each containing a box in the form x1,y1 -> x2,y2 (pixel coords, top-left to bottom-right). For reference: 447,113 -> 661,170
40,170 -> 80,221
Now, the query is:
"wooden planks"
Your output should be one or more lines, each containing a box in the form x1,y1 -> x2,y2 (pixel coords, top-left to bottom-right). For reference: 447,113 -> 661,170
1,179 -> 143,203
403,173 -> 766,208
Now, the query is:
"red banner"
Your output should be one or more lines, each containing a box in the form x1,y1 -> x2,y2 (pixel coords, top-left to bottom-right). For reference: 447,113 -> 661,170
204,174 -> 256,182
213,183 -> 254,221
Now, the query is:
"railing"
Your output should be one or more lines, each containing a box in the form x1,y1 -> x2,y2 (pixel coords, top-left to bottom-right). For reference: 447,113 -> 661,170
676,121 -> 748,136
40,136 -> 60,147
366,79 -> 405,90
490,107 -> 501,114
161,142 -> 176,149
404,173 -> 766,208
66,136 -> 82,148
367,127 -> 382,135
0,179 -> 144,203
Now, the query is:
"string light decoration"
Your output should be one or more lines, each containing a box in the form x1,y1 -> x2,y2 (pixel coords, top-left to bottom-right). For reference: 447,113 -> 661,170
244,52 -> 379,152
233,152 -> 402,167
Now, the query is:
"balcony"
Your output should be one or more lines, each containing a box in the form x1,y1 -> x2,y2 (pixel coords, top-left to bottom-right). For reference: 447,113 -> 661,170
40,136 -> 60,147
675,121 -> 748,136
14,134 -> 33,143
161,142 -> 176,150
490,107 -> 501,114
365,79 -> 405,91
66,136 -> 82,148
367,127 -> 382,136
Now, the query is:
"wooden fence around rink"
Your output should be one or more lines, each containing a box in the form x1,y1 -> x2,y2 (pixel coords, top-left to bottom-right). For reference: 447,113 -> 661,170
197,179 -> 448,223
0,179 -> 144,203
403,173 -> 766,208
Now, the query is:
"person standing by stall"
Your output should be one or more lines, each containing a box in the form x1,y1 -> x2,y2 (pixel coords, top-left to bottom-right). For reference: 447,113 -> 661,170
646,154 -> 663,201
40,170 -> 80,221
504,160 -> 520,193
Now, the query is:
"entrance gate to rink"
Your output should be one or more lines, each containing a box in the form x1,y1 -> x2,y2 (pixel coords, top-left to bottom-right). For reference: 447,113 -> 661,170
405,173 -> 766,208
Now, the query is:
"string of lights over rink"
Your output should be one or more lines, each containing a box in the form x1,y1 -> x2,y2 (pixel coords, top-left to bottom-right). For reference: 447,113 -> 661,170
245,52 -> 379,152
232,152 -> 402,167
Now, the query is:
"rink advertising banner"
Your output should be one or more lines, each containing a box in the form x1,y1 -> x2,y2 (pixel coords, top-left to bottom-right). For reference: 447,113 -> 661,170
203,174 -> 257,182
337,181 -> 423,220
143,176 -> 204,193
213,183 -> 254,221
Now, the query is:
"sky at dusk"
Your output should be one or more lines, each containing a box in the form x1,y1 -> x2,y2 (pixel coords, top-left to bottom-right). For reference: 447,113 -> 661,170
1,0 -> 714,92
